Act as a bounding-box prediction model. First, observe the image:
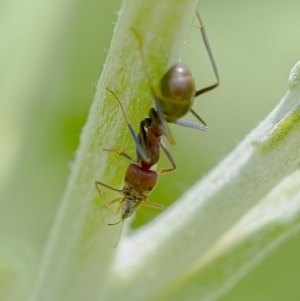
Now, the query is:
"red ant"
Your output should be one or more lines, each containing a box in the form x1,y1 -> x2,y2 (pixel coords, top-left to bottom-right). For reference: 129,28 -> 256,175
95,11 -> 218,246
132,11 -> 219,148
95,88 -> 176,247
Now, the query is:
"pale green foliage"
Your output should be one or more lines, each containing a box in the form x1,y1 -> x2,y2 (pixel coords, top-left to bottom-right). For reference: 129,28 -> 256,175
1,0 -> 300,300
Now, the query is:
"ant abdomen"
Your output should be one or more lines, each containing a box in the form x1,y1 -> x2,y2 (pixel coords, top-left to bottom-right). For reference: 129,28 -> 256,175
157,62 -> 195,123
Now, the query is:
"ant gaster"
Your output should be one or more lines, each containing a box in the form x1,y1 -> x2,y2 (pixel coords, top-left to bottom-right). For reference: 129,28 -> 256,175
132,11 -> 219,151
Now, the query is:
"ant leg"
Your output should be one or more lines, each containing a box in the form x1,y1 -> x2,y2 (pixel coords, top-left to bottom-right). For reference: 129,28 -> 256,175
95,181 -> 124,194
175,114 -> 209,131
104,117 -> 151,163
190,108 -> 208,127
138,118 -> 152,161
104,197 -> 123,215
105,87 -> 150,163
95,183 -> 107,202
131,28 -> 175,145
131,28 -> 156,97
157,139 -> 177,175
107,197 -> 123,206
95,180 -> 125,247
194,11 -> 220,97
141,199 -> 164,210
95,181 -> 124,212
107,197 -> 124,224
103,148 -> 137,163
173,11 -> 218,132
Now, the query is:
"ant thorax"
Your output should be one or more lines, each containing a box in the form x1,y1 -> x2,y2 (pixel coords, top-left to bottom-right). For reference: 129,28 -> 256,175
141,127 -> 161,168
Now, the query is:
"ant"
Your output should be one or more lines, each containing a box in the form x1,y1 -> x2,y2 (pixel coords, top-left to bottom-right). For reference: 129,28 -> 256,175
95,11 -> 217,246
95,87 -> 176,247
131,11 -> 219,149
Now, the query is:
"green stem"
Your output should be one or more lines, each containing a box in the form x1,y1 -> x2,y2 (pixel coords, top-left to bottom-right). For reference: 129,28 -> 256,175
161,170 -> 300,301
28,0 -> 200,300
106,61 -> 300,301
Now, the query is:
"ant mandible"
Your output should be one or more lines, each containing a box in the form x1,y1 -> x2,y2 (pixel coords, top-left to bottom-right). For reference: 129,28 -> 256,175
132,11 -> 219,146
95,87 -> 176,247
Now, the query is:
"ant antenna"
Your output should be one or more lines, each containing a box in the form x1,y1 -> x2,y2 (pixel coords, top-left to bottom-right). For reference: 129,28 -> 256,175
108,219 -> 124,248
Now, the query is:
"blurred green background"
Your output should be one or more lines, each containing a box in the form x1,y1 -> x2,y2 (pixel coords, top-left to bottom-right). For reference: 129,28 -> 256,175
1,0 -> 300,300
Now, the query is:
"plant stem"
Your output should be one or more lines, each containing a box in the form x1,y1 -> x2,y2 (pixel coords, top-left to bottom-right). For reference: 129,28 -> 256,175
28,0 -> 200,300
106,61 -> 300,301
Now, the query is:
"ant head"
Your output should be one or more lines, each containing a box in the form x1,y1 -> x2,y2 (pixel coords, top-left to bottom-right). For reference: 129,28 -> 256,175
156,62 -> 195,123
125,164 -> 159,195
